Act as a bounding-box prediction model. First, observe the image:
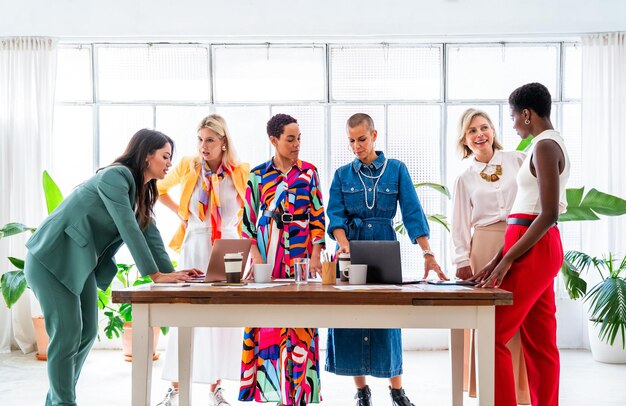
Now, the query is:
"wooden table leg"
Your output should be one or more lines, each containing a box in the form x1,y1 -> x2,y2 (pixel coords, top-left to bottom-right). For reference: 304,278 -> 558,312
131,304 -> 152,406
450,328 -> 465,406
178,327 -> 194,406
475,306 -> 495,406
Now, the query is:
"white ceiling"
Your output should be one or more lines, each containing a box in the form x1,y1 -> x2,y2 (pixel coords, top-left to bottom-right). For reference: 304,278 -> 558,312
1,0 -> 625,41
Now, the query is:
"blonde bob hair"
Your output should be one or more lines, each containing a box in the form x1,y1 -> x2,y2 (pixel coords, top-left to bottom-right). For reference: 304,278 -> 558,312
456,108 -> 503,159
197,114 -> 240,168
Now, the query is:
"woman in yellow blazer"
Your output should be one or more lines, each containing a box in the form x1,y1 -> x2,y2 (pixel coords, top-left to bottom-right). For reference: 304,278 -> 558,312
24,129 -> 202,406
156,114 -> 250,406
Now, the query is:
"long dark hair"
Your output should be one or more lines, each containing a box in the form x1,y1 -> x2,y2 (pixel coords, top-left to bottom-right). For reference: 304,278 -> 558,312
104,129 -> 174,229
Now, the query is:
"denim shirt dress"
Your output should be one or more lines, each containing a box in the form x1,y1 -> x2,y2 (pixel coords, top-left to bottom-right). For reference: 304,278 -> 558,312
325,151 -> 430,378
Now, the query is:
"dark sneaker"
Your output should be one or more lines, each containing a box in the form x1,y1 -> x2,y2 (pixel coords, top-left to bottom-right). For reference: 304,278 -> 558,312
390,387 -> 415,406
355,385 -> 373,406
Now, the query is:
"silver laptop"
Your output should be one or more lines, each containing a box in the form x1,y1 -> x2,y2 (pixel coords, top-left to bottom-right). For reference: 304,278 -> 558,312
188,239 -> 252,283
349,240 -> 422,284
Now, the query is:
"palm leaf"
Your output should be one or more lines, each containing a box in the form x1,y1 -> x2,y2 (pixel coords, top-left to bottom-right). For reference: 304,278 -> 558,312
414,183 -> 451,199
42,170 -> 64,215
561,259 -> 587,300
0,223 -> 36,239
586,278 -> 626,348
1,270 -> 27,309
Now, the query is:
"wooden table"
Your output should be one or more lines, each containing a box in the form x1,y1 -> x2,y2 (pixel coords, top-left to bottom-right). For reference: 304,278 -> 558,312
113,282 -> 512,406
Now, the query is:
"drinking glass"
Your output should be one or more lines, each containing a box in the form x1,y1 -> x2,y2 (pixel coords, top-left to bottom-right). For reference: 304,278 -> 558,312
294,258 -> 310,285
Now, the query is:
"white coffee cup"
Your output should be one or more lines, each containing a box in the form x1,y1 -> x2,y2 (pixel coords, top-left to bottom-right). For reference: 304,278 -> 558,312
341,264 -> 367,285
253,264 -> 272,283
338,252 -> 351,282
224,252 -> 243,283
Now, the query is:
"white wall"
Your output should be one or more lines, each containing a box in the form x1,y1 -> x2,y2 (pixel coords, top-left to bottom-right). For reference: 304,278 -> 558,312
1,0 -> 625,40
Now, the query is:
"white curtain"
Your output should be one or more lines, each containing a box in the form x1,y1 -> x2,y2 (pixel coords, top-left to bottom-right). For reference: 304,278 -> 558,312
0,37 -> 57,353
581,33 -> 626,257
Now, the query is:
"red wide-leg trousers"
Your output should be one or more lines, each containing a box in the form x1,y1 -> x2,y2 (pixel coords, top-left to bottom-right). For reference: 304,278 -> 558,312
496,214 -> 563,406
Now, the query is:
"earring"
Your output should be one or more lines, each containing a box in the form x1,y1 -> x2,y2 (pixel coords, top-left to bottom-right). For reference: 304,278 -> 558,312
524,119 -> 531,125
146,161 -> 150,168
221,145 -> 226,152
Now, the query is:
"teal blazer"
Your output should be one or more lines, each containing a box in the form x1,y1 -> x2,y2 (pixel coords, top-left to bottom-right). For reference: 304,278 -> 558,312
26,165 -> 174,295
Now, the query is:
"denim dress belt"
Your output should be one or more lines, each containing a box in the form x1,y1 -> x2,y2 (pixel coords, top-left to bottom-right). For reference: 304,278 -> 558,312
262,209 -> 310,229
348,217 -> 394,240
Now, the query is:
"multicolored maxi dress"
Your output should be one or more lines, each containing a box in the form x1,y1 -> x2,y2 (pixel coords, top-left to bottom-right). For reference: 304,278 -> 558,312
239,159 -> 325,405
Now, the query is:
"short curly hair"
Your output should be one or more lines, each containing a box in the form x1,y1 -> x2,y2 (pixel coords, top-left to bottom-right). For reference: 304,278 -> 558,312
266,113 -> 298,138
508,82 -> 552,119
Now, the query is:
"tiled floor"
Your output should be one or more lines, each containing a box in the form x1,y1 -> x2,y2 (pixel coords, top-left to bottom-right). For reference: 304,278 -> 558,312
1,349 -> 624,405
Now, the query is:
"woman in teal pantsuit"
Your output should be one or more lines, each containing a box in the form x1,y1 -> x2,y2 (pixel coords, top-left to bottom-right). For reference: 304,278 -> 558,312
24,129 -> 202,406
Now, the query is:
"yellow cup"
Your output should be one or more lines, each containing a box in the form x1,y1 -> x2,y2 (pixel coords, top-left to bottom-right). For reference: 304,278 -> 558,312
321,262 -> 337,285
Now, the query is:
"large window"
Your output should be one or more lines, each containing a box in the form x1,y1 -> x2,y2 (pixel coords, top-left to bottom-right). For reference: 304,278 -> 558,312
53,41 -> 582,273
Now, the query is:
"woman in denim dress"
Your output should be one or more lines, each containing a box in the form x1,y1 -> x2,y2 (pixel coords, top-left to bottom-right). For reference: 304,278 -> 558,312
325,113 -> 447,406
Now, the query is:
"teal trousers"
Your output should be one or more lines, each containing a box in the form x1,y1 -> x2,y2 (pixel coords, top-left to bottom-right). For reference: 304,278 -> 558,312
24,252 -> 98,406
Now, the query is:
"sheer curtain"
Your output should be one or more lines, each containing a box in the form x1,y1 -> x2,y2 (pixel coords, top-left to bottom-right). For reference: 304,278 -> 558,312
580,33 -> 626,256
0,37 -> 57,353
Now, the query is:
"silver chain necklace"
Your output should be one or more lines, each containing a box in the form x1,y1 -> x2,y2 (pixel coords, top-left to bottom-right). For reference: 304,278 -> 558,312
356,159 -> 388,210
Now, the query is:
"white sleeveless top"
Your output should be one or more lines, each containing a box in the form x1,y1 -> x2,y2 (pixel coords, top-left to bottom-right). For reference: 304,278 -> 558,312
510,130 -> 570,215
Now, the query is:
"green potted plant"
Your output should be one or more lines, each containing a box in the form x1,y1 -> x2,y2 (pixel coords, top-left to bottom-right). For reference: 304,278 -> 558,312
561,251 -> 626,362
97,262 -> 169,361
0,171 -> 63,360
395,182 -> 451,234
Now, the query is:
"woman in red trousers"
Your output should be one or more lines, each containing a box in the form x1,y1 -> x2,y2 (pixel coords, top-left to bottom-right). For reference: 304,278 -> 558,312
471,82 -> 570,406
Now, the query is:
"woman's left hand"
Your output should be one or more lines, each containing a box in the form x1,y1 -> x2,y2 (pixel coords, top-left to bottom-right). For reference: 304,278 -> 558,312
475,257 -> 512,288
423,256 -> 448,281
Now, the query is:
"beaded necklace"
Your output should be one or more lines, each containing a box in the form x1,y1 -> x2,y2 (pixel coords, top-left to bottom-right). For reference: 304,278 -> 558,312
356,159 -> 388,210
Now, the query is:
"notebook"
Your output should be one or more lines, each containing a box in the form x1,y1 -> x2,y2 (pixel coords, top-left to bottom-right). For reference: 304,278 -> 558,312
349,240 -> 422,284
187,239 -> 252,283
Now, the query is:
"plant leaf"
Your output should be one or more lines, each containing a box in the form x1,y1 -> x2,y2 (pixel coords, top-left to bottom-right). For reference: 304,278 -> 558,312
97,287 -> 111,310
579,188 -> 626,217
414,183 -> 451,199
42,171 -> 64,215
160,326 -> 169,336
394,222 -> 406,235
102,311 -> 125,339
565,187 -> 585,208
558,207 -> 600,222
8,257 -> 25,270
1,270 -> 27,309
585,278 -> 626,348
560,259 -> 587,300
516,136 -> 533,152
427,214 -> 450,232
0,223 -> 36,239
119,302 -> 133,322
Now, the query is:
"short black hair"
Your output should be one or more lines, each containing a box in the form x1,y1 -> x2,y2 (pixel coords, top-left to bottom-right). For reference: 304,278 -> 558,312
266,113 -> 297,138
508,82 -> 552,118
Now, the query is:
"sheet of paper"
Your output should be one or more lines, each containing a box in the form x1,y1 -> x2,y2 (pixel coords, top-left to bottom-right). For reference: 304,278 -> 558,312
215,283 -> 291,289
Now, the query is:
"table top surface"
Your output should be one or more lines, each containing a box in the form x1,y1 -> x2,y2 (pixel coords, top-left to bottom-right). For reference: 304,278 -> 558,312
112,281 -> 512,306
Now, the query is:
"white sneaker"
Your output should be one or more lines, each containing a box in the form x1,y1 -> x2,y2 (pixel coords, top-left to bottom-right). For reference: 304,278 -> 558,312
208,386 -> 231,406
156,387 -> 179,406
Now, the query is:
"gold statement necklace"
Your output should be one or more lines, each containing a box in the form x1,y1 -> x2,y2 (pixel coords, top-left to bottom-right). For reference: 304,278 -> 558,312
479,164 -> 502,182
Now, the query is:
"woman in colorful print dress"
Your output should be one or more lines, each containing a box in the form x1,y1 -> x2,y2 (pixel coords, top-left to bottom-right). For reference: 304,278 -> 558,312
238,113 -> 325,406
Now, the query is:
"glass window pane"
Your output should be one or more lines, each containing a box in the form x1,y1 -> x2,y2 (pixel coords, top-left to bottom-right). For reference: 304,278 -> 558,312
156,106 -> 213,160
331,45 -> 441,101
52,106 -> 93,193
97,45 -> 210,102
56,46 -> 92,102
447,44 -> 559,100
563,44 -> 582,100
387,105 -> 444,278
98,105 -> 154,166
270,106 -> 326,188
500,104 -> 558,150
213,46 -> 325,102
214,106 -> 272,167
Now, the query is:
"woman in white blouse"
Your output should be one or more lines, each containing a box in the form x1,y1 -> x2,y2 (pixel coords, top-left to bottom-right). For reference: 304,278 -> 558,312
451,108 -> 530,404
